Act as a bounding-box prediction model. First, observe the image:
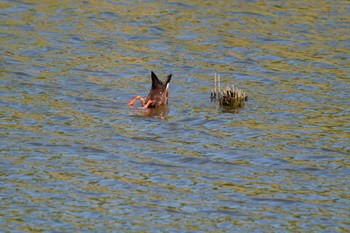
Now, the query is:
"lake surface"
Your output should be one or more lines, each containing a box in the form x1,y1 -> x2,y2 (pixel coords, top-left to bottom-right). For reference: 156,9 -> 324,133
1,0 -> 349,232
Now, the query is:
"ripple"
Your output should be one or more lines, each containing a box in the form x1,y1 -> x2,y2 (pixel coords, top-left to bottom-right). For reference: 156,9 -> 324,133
1,0 -> 349,232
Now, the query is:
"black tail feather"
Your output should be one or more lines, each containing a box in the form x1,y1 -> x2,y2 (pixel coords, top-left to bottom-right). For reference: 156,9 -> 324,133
151,71 -> 164,90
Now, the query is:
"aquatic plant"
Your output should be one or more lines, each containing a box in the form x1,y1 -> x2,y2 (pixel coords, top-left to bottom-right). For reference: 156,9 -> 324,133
210,74 -> 248,108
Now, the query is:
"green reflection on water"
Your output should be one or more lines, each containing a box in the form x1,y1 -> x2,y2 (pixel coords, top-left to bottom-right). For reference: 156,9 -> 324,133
1,0 -> 349,232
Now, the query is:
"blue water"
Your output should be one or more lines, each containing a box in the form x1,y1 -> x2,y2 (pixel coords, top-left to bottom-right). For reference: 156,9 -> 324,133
1,0 -> 349,232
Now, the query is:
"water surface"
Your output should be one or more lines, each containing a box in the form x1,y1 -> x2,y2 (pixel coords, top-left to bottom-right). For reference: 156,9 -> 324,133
1,0 -> 349,232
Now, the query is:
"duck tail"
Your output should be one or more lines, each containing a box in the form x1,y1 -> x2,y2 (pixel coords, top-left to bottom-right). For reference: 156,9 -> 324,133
151,71 -> 164,89
165,74 -> 172,87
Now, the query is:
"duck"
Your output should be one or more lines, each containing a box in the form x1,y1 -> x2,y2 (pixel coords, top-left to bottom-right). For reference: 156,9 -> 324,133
129,71 -> 172,109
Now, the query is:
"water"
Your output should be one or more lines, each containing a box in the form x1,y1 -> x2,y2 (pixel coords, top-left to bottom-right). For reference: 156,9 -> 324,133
1,0 -> 349,232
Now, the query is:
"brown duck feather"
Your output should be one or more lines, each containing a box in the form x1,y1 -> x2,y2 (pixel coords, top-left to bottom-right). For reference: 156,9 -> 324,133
144,71 -> 172,108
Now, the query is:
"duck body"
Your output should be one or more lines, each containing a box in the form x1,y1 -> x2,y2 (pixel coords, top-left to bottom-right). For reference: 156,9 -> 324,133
129,71 -> 172,109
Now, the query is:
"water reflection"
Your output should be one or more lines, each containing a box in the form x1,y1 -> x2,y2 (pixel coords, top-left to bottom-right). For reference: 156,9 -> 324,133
1,0 -> 349,232
145,105 -> 169,120
220,105 -> 244,114
132,105 -> 169,120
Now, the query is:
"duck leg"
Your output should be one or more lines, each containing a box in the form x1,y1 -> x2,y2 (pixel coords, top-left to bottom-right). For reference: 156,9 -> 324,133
129,96 -> 145,107
139,99 -> 153,109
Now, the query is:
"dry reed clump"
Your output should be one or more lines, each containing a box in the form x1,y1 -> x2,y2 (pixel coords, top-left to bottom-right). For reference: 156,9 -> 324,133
210,74 -> 248,108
